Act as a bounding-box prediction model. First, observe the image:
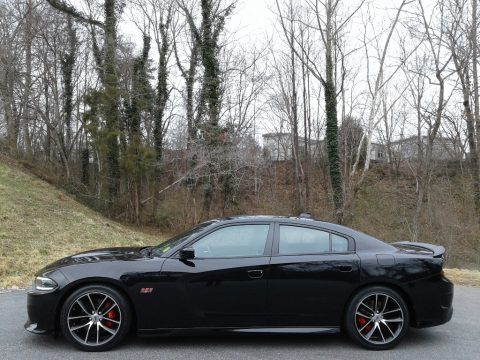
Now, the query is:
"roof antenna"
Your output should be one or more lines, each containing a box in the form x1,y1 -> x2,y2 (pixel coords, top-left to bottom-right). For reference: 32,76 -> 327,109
299,212 -> 312,219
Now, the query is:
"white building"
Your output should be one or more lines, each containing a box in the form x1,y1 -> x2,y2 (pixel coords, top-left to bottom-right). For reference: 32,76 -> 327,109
262,133 -> 323,161
390,135 -> 462,162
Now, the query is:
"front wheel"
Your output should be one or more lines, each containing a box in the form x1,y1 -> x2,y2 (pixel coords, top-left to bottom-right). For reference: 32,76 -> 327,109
344,286 -> 409,350
60,285 -> 131,351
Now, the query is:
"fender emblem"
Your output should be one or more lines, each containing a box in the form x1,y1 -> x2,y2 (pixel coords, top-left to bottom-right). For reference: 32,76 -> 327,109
140,287 -> 153,294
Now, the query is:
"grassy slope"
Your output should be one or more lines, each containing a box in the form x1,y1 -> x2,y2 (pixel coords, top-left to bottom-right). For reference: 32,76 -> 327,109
0,160 -> 162,288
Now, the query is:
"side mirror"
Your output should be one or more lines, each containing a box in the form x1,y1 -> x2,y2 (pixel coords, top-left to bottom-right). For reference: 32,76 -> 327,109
179,247 -> 195,260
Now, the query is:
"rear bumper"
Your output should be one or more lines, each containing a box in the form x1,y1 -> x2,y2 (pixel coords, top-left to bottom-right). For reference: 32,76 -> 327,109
410,275 -> 454,328
413,301 -> 453,328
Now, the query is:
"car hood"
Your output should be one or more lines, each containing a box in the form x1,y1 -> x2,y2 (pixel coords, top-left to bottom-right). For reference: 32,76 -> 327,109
39,247 -> 147,273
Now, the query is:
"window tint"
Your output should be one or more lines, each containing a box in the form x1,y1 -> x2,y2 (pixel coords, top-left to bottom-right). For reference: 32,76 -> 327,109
332,233 -> 349,252
153,221 -> 215,255
279,226 -> 330,255
192,224 -> 270,258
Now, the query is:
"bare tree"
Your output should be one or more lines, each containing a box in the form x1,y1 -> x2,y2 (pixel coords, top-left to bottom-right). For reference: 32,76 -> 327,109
446,0 -> 480,221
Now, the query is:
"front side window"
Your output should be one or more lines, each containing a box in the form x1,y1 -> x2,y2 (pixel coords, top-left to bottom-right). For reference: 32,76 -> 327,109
192,224 -> 270,258
153,221 -> 216,255
279,225 -> 330,255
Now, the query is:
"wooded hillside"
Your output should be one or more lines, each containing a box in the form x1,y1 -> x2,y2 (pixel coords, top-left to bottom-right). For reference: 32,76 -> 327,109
0,0 -> 479,270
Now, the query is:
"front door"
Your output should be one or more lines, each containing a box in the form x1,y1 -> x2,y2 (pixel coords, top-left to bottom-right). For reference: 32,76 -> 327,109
159,223 -> 273,328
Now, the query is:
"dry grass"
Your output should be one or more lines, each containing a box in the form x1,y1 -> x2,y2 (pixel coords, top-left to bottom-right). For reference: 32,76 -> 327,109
444,268 -> 480,287
0,161 -> 163,288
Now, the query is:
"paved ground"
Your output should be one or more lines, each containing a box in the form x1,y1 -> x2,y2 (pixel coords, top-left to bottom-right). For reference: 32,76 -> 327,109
0,286 -> 479,360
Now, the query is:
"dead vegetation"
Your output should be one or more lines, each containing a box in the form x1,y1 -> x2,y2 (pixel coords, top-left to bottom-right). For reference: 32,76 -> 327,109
444,269 -> 480,287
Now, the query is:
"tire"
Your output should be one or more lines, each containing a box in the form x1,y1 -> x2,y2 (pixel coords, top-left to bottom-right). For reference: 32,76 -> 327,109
60,284 -> 132,351
344,286 -> 409,350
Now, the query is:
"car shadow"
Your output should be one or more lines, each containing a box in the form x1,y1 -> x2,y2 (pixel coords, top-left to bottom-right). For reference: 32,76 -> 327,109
133,328 -> 445,348
26,327 -> 446,353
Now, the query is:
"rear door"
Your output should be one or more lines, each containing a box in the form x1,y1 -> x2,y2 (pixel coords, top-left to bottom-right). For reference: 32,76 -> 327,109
267,223 -> 360,327
159,222 -> 274,328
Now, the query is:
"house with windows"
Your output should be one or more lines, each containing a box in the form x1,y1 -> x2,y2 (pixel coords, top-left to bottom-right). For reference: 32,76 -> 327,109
390,135 -> 462,162
262,132 -> 324,161
263,132 -> 461,164
369,142 -> 387,163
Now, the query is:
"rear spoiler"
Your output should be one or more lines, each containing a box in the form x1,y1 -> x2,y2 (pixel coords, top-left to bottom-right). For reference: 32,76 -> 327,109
391,241 -> 445,258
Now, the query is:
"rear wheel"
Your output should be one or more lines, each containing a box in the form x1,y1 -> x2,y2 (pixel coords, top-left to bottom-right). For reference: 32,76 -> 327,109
345,286 -> 409,350
60,285 -> 131,351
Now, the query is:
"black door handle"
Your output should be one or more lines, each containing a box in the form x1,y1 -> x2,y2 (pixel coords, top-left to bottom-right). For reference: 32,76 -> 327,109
247,269 -> 264,279
337,265 -> 353,272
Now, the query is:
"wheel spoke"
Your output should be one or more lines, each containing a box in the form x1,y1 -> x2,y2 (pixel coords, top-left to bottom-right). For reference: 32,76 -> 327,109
360,301 -> 374,315
96,322 -> 100,345
381,295 -> 389,313
70,321 -> 92,332
383,308 -> 401,315
99,322 -> 116,335
76,299 -> 91,315
365,323 -> 377,340
382,321 -> 395,337
378,323 -> 386,343
102,318 -> 120,325
68,315 -> 90,321
96,295 -> 108,313
384,318 -> 403,323
359,318 -> 373,332
103,302 -> 118,315
356,311 -> 372,318
84,322 -> 93,344
374,294 -> 378,312
86,294 -> 96,312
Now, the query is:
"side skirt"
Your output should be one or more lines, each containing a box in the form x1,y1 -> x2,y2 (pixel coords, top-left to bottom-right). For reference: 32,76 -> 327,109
138,326 -> 341,337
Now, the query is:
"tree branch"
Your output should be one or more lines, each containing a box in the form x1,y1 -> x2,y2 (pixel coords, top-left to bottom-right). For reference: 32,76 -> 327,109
45,0 -> 104,29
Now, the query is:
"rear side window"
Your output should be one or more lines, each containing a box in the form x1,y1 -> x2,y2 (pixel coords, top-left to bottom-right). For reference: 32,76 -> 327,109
278,225 -> 351,255
331,233 -> 349,252
192,224 -> 270,258
279,225 -> 330,255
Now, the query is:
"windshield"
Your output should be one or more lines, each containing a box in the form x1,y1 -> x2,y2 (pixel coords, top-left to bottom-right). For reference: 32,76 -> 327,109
152,221 -> 216,256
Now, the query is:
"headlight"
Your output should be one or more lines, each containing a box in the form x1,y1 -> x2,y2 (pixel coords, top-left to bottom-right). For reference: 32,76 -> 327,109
34,276 -> 58,291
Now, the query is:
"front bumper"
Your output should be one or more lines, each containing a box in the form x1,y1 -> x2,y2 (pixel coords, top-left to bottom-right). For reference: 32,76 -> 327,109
25,289 -> 60,335
24,320 -> 50,335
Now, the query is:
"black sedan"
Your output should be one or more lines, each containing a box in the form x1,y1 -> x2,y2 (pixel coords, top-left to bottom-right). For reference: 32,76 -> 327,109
25,215 -> 453,351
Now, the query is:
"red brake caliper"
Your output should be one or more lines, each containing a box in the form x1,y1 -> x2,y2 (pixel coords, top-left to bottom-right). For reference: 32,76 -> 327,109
101,302 -> 115,328
357,315 -> 372,333
357,315 -> 366,326
105,310 -> 116,328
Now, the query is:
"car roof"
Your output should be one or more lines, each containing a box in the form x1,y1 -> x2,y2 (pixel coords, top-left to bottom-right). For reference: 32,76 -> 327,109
206,215 -> 395,252
210,215 -> 354,233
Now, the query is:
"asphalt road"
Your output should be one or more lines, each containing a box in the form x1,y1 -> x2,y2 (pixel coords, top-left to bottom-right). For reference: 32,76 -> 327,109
0,286 -> 479,360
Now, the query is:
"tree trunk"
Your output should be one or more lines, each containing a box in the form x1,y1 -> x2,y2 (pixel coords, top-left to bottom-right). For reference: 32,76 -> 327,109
104,0 -> 121,199
22,0 -> 33,157
324,1 -> 343,218
61,16 -> 75,161
472,0 -> 480,220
